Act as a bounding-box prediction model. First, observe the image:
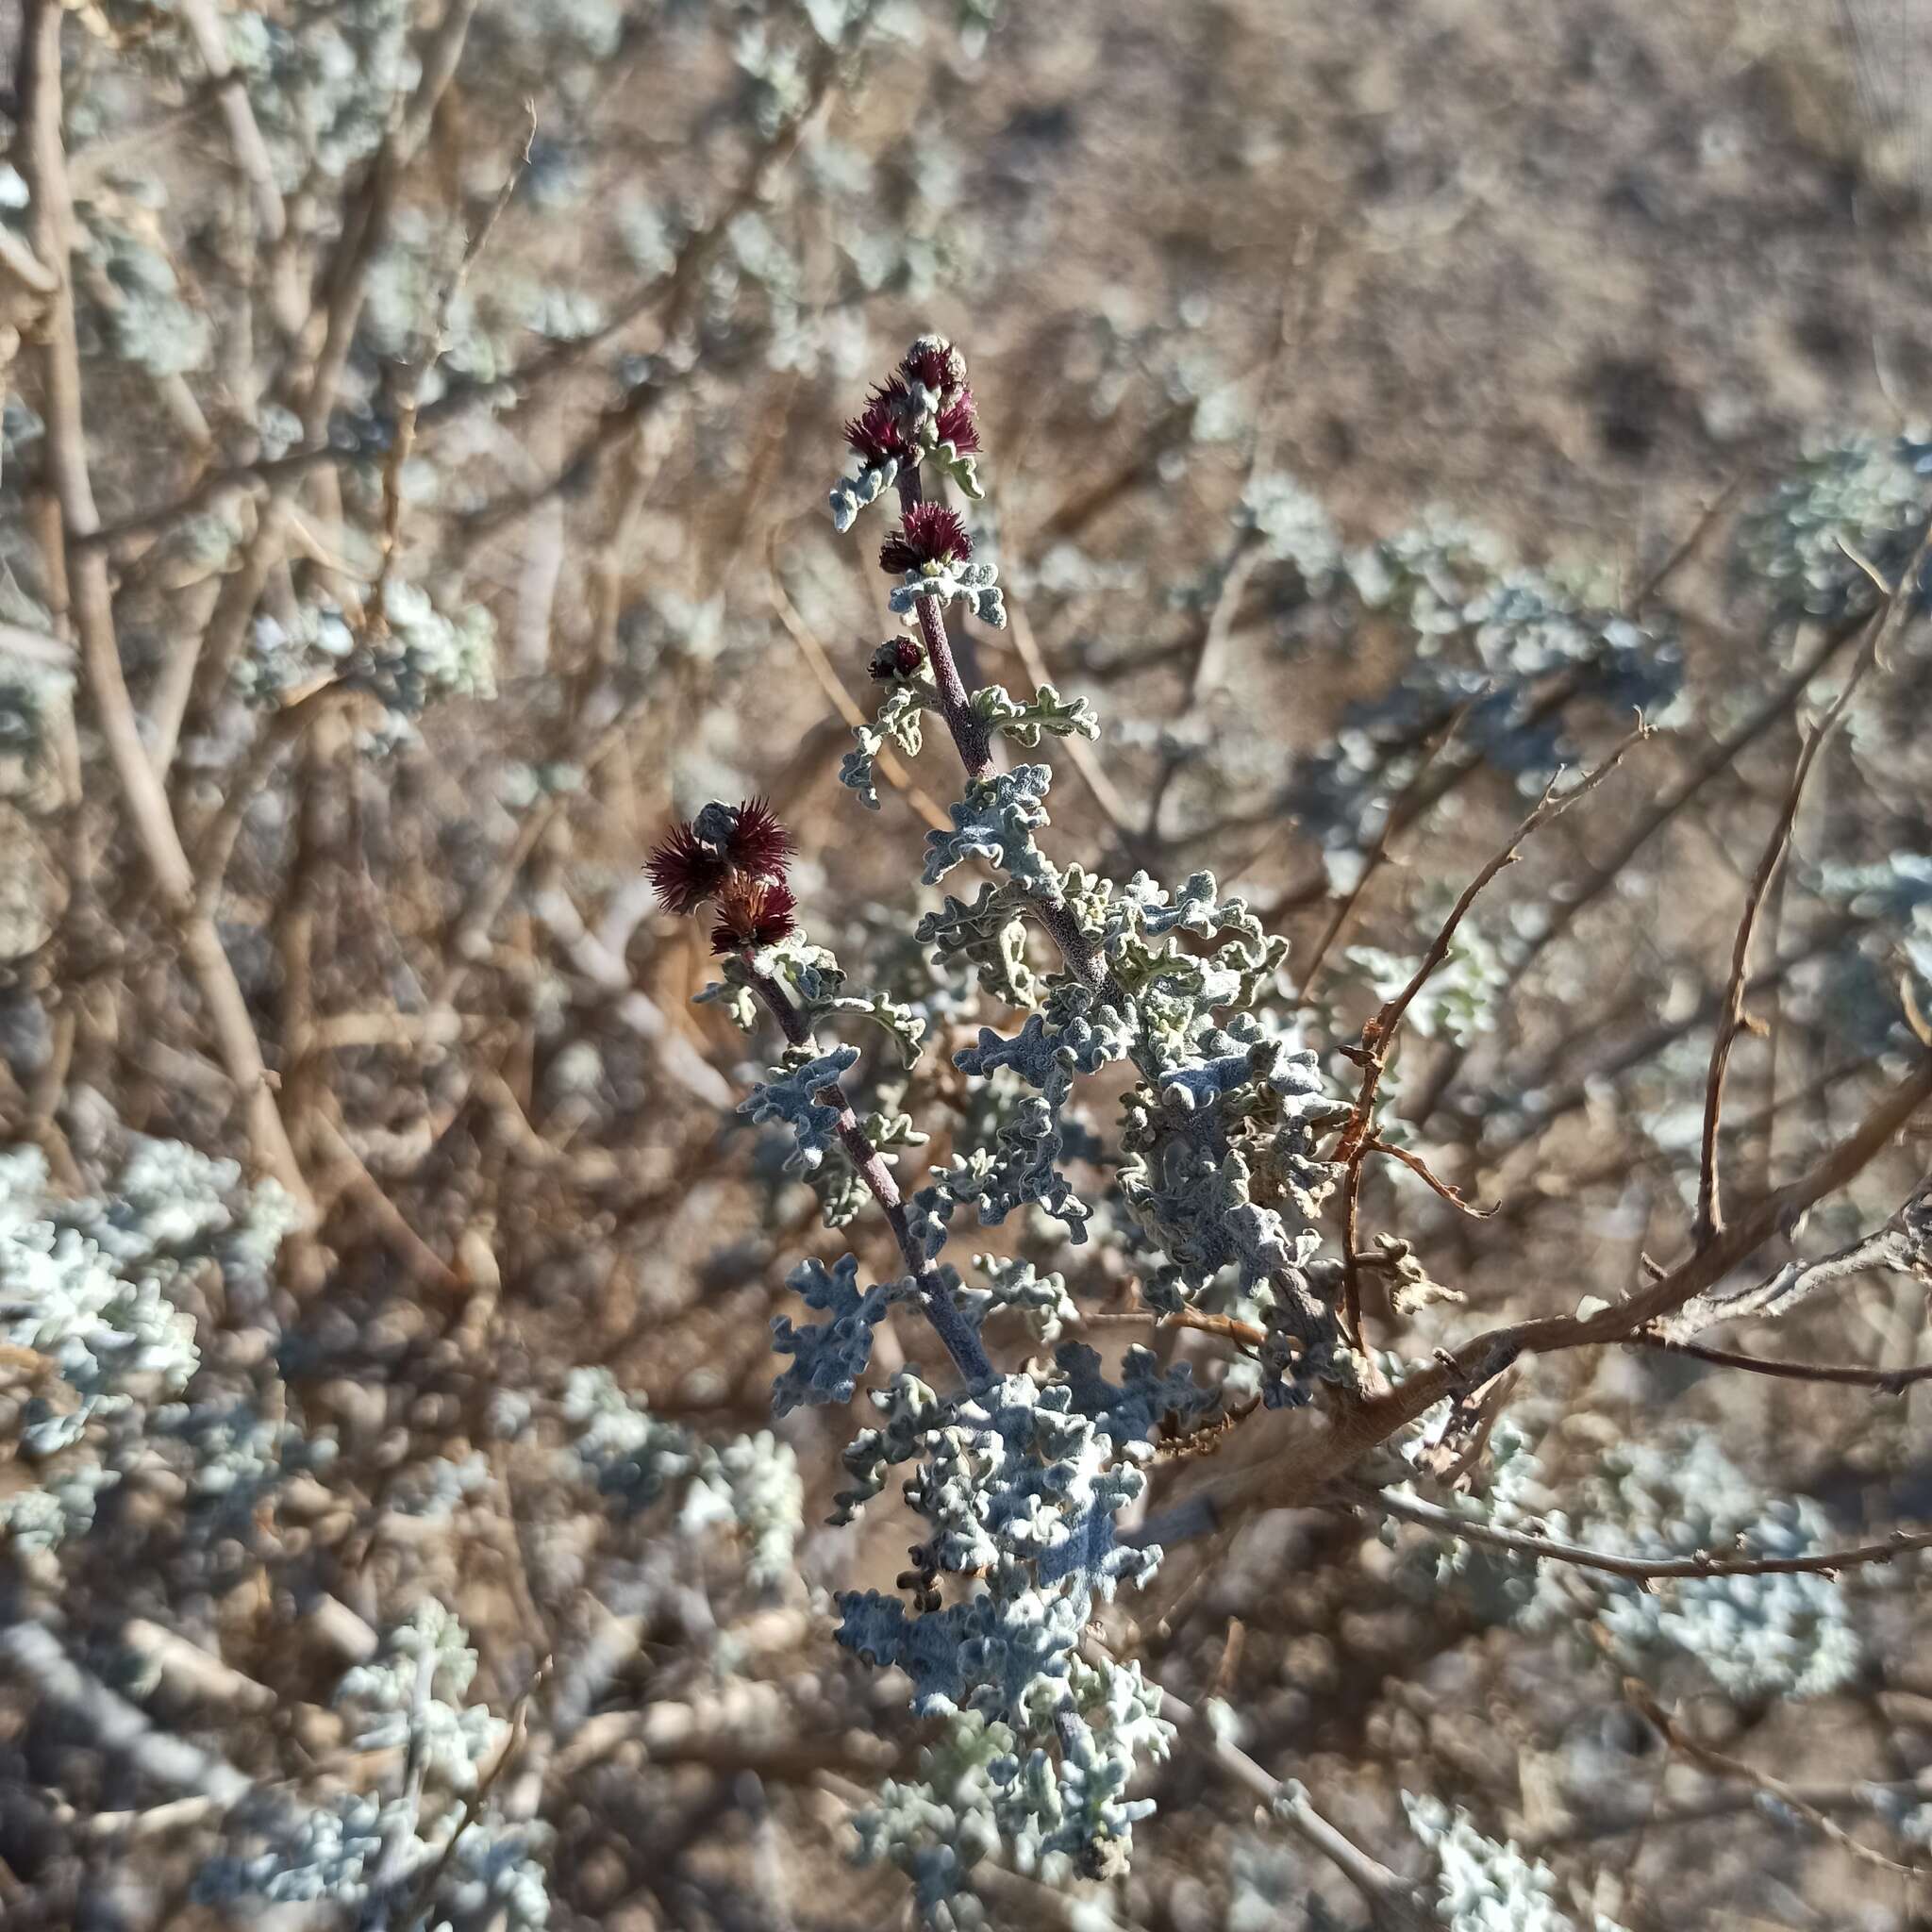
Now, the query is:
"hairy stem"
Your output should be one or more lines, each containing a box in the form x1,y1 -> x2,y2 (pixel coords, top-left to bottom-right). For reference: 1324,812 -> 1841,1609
895,463 -> 993,775
741,960 -> 992,1389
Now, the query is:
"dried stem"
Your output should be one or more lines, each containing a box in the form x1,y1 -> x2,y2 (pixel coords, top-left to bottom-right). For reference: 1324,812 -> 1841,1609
1165,1045 -> 1932,1547
1151,1674 -> 1429,1930
1297,701 -> 1472,1004
1695,522 -> 1931,1242
1621,1674 -> 1921,1876
20,0 -> 312,1216
1330,722 -> 1648,1341
1629,1334 -> 1932,1392
1355,1482 -> 1932,1582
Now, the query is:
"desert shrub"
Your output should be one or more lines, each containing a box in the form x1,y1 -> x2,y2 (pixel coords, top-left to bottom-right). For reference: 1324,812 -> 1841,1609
3,4 -> 1932,1930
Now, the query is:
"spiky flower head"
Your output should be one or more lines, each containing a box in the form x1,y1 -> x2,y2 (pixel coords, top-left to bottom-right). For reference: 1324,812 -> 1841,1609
934,388 -> 981,456
719,795 -> 793,879
708,875 -> 798,954
900,334 -> 967,397
646,798 -> 793,915
644,821 -> 728,915
879,503 -> 973,576
843,378 -> 918,467
869,638 -> 925,681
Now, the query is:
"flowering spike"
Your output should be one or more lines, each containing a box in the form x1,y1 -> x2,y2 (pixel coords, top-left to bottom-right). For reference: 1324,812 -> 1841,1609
880,503 -> 973,576
709,875 -> 798,954
645,820 -> 730,916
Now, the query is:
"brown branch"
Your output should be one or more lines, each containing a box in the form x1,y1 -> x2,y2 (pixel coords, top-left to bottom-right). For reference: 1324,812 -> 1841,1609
1330,723 -> 1647,1342
176,0 -> 287,246
1357,1482 -> 1932,1582
458,6 -> 874,530
19,0 -> 311,1216
1622,1675 -> 1922,1877
1485,611 -> 1869,992
1630,1334 -> 1932,1392
1297,701 -> 1473,1005
1149,1672 -> 1429,1929
1696,523 -> 1930,1242
174,0 -> 480,755
1665,1170 -> 1931,1341
1363,1136 -> 1496,1219
740,962 -> 992,1389
1369,722 -> 1650,1068
191,681 -> 367,913
1170,1047 -> 1932,1545
1397,1050 -> 1932,1417
1628,473 -> 1746,612
367,106 -> 534,632
1077,1308 -> 1268,1349
1526,1773 -> 1932,1852
1485,913 -> 1869,1161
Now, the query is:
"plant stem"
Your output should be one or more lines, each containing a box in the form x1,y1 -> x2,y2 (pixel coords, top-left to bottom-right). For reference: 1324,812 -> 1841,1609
20,0 -> 312,1219
895,462 -> 1125,1006
741,960 -> 992,1389
895,463 -> 993,775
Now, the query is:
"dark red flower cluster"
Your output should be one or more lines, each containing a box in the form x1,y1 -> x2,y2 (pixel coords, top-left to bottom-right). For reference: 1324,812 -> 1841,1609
841,338 -> 981,470
708,874 -> 798,955
645,798 -> 798,954
934,388 -> 981,456
869,637 -> 924,681
843,379 -> 917,467
900,336 -> 966,395
879,502 -> 973,576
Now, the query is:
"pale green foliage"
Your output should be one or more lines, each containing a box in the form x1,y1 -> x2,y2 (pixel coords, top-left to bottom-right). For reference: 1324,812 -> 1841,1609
972,681 -> 1100,748
0,1139 -> 298,1549
1524,1434 -> 1861,1702
1406,1794 -> 1625,1932
561,1367 -> 802,1590
82,223 -> 211,376
843,679 -> 933,809
335,1601 -> 507,1793
1733,433 -> 1932,621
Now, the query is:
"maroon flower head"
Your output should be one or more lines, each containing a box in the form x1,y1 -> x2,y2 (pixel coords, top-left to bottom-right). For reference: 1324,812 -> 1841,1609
900,335 -> 965,397
843,377 -> 915,467
709,875 -> 798,955
879,502 -> 973,576
645,820 -> 730,916
934,388 -> 981,456
724,796 -> 792,880
647,798 -> 793,915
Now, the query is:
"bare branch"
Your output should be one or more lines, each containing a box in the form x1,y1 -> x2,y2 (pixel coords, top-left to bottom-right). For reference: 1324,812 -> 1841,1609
1631,1334 -> 1932,1392
19,0 -> 311,1215
1355,1482 -> 1932,1581
1622,1675 -> 1921,1876
1696,522 -> 1929,1242
1151,1674 -> 1430,1930
1665,1170 -> 1932,1341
